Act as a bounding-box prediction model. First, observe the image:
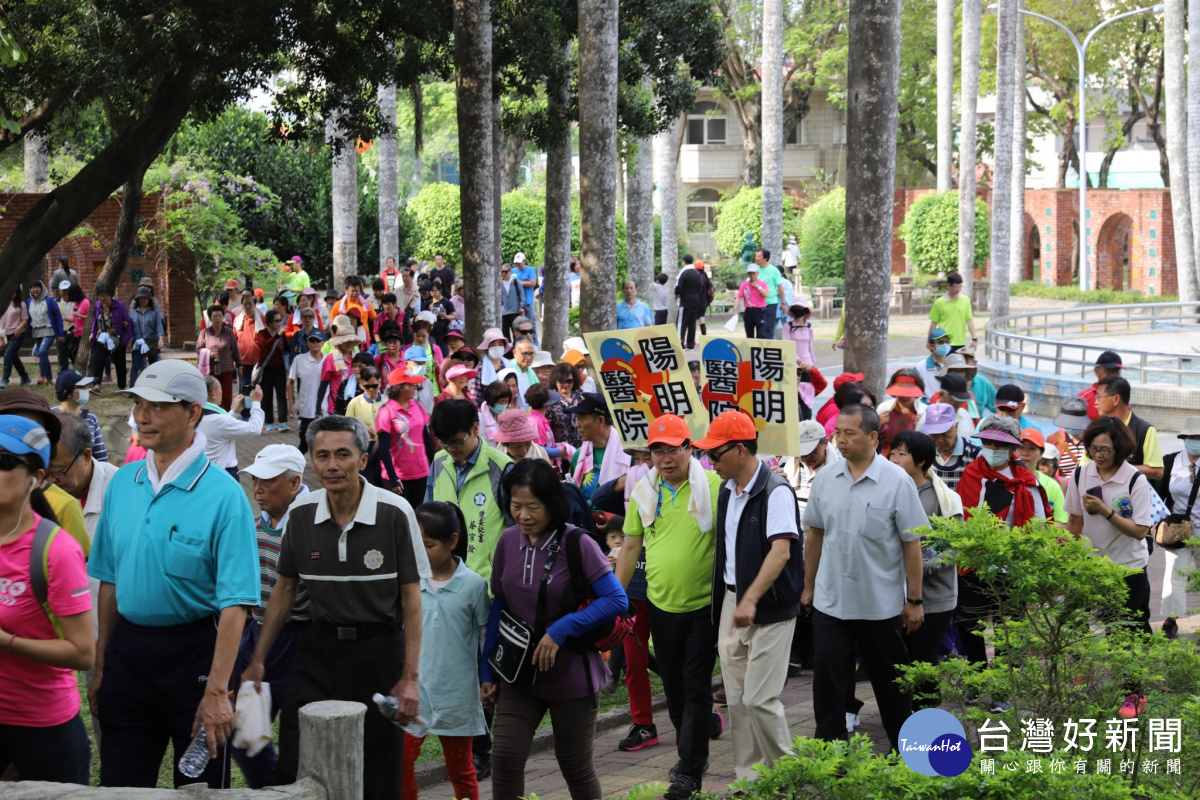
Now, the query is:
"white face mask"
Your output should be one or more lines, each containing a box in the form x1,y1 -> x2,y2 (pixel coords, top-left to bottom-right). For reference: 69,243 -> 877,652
488,346 -> 506,360
407,364 -> 425,376
983,447 -> 1011,469
76,389 -> 90,406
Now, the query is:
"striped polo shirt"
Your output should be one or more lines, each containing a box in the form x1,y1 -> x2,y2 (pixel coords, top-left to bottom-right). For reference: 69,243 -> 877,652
277,479 -> 431,626
252,485 -> 312,624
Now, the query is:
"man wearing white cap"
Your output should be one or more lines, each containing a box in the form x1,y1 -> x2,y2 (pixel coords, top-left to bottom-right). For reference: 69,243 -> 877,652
88,360 -> 259,789
230,444 -> 310,788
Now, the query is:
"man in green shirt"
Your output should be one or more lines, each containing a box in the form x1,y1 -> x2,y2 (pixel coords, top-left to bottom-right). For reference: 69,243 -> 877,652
280,256 -> 312,293
754,248 -> 784,340
615,414 -> 723,800
928,272 -> 977,349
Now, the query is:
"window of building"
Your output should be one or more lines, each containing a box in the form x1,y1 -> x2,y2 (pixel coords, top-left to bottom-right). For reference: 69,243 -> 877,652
687,101 -> 727,145
785,118 -> 808,145
687,188 -> 722,231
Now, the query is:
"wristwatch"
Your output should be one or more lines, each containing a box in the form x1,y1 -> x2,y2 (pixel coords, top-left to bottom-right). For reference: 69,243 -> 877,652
906,598 -> 923,606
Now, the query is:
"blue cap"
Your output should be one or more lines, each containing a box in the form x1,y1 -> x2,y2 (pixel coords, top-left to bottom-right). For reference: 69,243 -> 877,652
305,329 -> 327,342
0,414 -> 52,470
929,327 -> 949,342
404,345 -> 429,362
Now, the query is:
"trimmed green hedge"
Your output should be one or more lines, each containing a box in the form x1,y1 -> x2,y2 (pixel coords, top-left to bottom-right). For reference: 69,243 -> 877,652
1011,281 -> 1178,304
407,182 -> 463,265
500,190 -> 544,265
713,185 -> 802,258
798,187 -> 845,285
898,190 -> 990,277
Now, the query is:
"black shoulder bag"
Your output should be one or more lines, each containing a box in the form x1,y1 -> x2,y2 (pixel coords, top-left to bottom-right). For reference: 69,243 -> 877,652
487,532 -> 562,688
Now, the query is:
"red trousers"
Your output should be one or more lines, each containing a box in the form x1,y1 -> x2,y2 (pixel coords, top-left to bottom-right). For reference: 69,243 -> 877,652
402,732 -> 478,800
623,598 -> 655,726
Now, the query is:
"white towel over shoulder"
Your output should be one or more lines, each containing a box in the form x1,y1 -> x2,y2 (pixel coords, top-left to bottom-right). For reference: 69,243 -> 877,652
233,680 -> 273,757
630,458 -> 714,535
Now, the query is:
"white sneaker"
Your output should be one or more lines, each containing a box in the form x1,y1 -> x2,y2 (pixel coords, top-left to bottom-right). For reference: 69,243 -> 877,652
846,712 -> 860,733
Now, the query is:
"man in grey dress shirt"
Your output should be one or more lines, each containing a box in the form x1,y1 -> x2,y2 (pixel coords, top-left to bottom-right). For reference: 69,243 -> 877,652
801,404 -> 929,752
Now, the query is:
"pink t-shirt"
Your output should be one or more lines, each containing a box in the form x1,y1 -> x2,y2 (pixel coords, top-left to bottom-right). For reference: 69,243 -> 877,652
0,514 -> 91,727
72,298 -> 90,332
375,399 -> 430,480
529,409 -> 553,446
320,353 -> 351,414
737,280 -> 768,309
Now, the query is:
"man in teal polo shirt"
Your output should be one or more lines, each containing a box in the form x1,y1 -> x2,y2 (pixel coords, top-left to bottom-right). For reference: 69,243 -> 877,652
754,248 -> 784,340
88,360 -> 260,789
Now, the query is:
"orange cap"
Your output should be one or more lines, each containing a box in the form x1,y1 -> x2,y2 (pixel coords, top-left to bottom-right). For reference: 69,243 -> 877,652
1020,427 -> 1045,450
692,409 -> 757,450
562,349 -> 587,366
647,414 -> 691,446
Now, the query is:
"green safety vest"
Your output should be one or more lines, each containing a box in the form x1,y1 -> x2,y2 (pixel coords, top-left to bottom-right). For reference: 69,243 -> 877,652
429,444 -> 512,587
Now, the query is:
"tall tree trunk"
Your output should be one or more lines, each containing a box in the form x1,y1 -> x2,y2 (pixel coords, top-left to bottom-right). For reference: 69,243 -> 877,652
492,93 -> 504,327
1189,0 -> 1200,266
0,65 -> 195,305
655,125 -> 680,322
578,0 -> 619,332
936,0 -> 955,192
957,0 -> 983,298
455,0 -> 497,345
1164,0 -> 1197,302
542,56 -> 573,357
501,130 -> 528,194
1009,0 -> 1027,289
77,169 -> 147,371
626,136 -> 655,293
378,81 -> 399,271
23,131 -> 49,192
844,0 -> 901,398
760,0 -> 785,260
328,112 -> 358,292
989,0 -> 1016,317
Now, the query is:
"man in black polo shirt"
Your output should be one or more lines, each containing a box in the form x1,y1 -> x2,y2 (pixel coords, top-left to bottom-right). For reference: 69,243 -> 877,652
245,415 -> 430,800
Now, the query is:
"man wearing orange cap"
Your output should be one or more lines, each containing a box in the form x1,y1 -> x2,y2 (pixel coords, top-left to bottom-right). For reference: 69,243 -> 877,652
614,414 -> 723,800
694,410 -> 803,780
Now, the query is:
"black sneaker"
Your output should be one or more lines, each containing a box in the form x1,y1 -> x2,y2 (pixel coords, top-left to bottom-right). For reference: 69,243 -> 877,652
618,723 -> 659,751
668,759 -> 708,782
1162,617 -> 1179,640
472,753 -> 491,780
664,772 -> 701,800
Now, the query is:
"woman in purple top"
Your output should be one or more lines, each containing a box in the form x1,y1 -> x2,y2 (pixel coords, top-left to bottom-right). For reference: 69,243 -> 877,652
481,459 -> 627,800
87,282 -> 133,389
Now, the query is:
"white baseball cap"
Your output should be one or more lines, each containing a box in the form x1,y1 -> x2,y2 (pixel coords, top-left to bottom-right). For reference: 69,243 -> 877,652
798,420 -> 827,456
118,359 -> 207,405
1042,442 -> 1060,462
242,444 -> 307,480
513,252 -> 526,263
58,280 -> 72,291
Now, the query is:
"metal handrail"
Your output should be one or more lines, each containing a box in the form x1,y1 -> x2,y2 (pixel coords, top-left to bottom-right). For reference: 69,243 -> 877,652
983,302 -> 1200,387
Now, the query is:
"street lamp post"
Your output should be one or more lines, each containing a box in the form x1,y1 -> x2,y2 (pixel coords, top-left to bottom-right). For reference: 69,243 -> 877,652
989,3 -> 1162,291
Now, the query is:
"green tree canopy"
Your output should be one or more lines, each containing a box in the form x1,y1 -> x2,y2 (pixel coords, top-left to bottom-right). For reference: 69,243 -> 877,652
713,185 -> 801,259
897,190 -> 990,277
798,186 -> 845,284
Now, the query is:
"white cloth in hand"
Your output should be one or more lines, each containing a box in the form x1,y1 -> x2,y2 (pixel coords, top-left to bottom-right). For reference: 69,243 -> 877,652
233,680 -> 273,757
97,331 -> 115,351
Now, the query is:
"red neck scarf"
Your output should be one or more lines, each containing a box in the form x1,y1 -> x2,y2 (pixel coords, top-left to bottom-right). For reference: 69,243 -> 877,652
957,456 -> 1045,528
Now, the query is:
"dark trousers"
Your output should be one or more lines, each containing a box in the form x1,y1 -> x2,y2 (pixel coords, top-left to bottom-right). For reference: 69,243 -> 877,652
1115,570 -> 1152,636
678,304 -> 701,349
57,335 -> 76,374
401,476 -> 428,509
789,608 -> 814,669
654,309 -> 668,326
2,335 -> 28,383
812,609 -> 912,753
647,601 -> 717,778
955,572 -> 1009,666
97,616 -> 231,789
260,364 -> 288,424
297,417 -> 314,454
0,714 -> 90,784
240,366 -> 255,420
214,370 -> 235,411
491,685 -> 600,800
231,619 -> 309,789
502,313 -> 518,341
277,625 -> 405,800
130,345 -> 161,387
743,307 -> 768,339
764,304 -> 778,340
89,343 -> 128,389
903,609 -> 953,710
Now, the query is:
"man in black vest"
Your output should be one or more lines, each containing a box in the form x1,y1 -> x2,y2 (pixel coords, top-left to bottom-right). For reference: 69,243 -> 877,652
695,410 -> 804,781
1096,376 -> 1163,482
674,254 -> 705,349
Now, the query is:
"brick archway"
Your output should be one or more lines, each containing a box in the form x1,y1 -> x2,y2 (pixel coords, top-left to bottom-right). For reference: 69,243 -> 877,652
1027,224 -> 1042,282
1095,212 -> 1134,291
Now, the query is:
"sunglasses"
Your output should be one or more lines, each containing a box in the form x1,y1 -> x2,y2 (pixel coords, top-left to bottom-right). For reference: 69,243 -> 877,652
516,329 -> 533,336
362,383 -> 381,390
0,453 -> 32,472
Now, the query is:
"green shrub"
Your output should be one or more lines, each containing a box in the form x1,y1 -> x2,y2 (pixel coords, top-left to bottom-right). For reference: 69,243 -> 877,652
711,262 -> 745,292
500,190 -> 545,264
798,187 -> 846,284
407,182 -> 463,265
1010,281 -> 1178,304
898,190 -> 990,277
712,185 -> 802,259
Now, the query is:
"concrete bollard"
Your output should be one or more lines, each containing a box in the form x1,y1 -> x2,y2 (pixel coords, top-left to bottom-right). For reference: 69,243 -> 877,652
298,700 -> 366,800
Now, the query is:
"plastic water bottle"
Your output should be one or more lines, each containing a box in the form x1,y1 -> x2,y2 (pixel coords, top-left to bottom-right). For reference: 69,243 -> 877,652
178,726 -> 211,779
372,692 -> 429,737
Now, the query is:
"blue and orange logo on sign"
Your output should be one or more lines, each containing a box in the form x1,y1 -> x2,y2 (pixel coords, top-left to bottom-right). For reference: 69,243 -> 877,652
898,708 -> 973,777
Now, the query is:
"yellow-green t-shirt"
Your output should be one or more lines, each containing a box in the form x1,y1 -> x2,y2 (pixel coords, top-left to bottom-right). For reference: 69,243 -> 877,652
1036,470 -> 1069,524
623,469 -> 722,613
929,295 -> 975,346
45,483 -> 90,557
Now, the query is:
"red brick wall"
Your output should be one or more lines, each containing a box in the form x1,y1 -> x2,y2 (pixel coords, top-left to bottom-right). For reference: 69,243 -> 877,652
0,192 -> 197,345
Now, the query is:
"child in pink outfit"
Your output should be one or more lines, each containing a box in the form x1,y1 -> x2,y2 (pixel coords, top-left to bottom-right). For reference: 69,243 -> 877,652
781,295 -> 817,365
